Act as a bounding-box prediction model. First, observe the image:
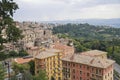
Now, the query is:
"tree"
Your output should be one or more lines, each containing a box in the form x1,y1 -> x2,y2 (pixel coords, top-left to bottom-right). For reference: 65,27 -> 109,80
18,49 -> 28,57
33,69 -> 48,80
0,0 -> 23,51
91,40 -> 100,50
28,60 -> 35,75
0,52 -> 7,61
12,62 -> 33,80
0,63 -> 5,80
8,50 -> 18,58
12,62 -> 30,74
51,76 -> 55,80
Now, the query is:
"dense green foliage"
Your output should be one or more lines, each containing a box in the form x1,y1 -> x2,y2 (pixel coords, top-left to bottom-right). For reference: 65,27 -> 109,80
18,49 -> 29,57
33,69 -> 48,80
12,62 -> 30,74
0,63 -> 5,80
53,23 -> 120,40
8,51 -> 18,58
12,62 -> 33,80
53,23 -> 120,64
0,52 -> 7,61
12,62 -> 47,80
0,50 -> 29,61
51,76 -> 55,80
28,60 -> 35,75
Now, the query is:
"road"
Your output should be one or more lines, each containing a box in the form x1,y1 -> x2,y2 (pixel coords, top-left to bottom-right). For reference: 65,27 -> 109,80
114,63 -> 120,74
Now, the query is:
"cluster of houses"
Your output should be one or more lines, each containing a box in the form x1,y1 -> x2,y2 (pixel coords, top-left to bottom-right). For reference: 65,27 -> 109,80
3,22 -> 115,80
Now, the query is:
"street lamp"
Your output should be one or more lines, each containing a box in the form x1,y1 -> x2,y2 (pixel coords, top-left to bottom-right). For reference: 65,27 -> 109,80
4,61 -> 10,80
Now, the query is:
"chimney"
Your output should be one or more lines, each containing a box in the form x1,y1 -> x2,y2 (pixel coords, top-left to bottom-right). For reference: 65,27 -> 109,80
70,55 -> 74,61
90,59 -> 94,64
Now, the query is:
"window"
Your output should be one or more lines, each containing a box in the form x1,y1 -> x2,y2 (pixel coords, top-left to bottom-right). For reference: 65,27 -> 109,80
73,69 -> 75,73
96,69 -> 98,74
37,71 -> 39,73
69,74 -> 70,78
67,68 -> 70,73
73,64 -> 75,67
65,74 -> 67,78
105,75 -> 107,79
87,66 -> 89,70
80,71 -> 82,75
68,63 -> 70,66
58,77 -> 61,80
80,77 -> 82,80
65,62 -> 67,66
73,75 -> 75,79
84,65 -> 86,68
92,68 -> 94,71
87,73 -> 89,76
111,77 -> 112,80
99,69 -> 101,74
80,65 -> 82,68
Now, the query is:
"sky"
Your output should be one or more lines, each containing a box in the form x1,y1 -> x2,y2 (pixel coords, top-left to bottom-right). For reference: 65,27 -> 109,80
13,0 -> 120,21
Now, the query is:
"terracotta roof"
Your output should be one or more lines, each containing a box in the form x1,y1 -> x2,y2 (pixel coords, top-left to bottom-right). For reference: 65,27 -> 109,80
46,48 -> 62,53
80,50 -> 107,57
53,43 -> 74,50
14,57 -> 33,64
62,54 -> 115,68
35,51 -> 57,59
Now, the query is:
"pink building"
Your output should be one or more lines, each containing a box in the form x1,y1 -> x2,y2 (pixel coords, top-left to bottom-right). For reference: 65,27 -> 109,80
62,51 -> 115,80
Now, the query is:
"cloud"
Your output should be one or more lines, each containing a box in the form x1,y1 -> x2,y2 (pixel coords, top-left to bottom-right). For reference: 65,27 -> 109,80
13,0 -> 120,21
79,4 -> 120,19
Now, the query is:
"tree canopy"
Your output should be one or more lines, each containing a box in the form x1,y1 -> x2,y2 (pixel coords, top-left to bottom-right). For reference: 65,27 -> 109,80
53,23 -> 120,40
0,0 -> 23,51
33,69 -> 48,80
28,60 -> 35,75
0,63 -> 5,80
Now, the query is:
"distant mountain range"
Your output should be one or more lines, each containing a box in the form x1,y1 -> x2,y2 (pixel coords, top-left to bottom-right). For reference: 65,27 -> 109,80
42,18 -> 120,28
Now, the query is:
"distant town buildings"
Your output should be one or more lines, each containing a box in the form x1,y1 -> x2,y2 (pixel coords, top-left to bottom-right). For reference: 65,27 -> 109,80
12,22 -> 55,52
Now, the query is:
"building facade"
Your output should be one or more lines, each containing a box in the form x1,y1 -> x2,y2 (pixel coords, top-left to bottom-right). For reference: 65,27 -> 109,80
35,49 -> 63,80
53,43 -> 74,57
62,50 -> 115,80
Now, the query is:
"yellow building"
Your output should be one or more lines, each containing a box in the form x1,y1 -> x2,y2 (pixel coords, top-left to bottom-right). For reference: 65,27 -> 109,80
35,49 -> 62,80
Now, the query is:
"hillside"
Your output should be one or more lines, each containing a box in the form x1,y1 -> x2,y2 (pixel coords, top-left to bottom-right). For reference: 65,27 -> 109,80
52,23 -> 120,65
53,23 -> 120,40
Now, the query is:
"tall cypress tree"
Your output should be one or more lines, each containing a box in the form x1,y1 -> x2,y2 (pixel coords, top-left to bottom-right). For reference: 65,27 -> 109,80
0,63 -> 5,80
